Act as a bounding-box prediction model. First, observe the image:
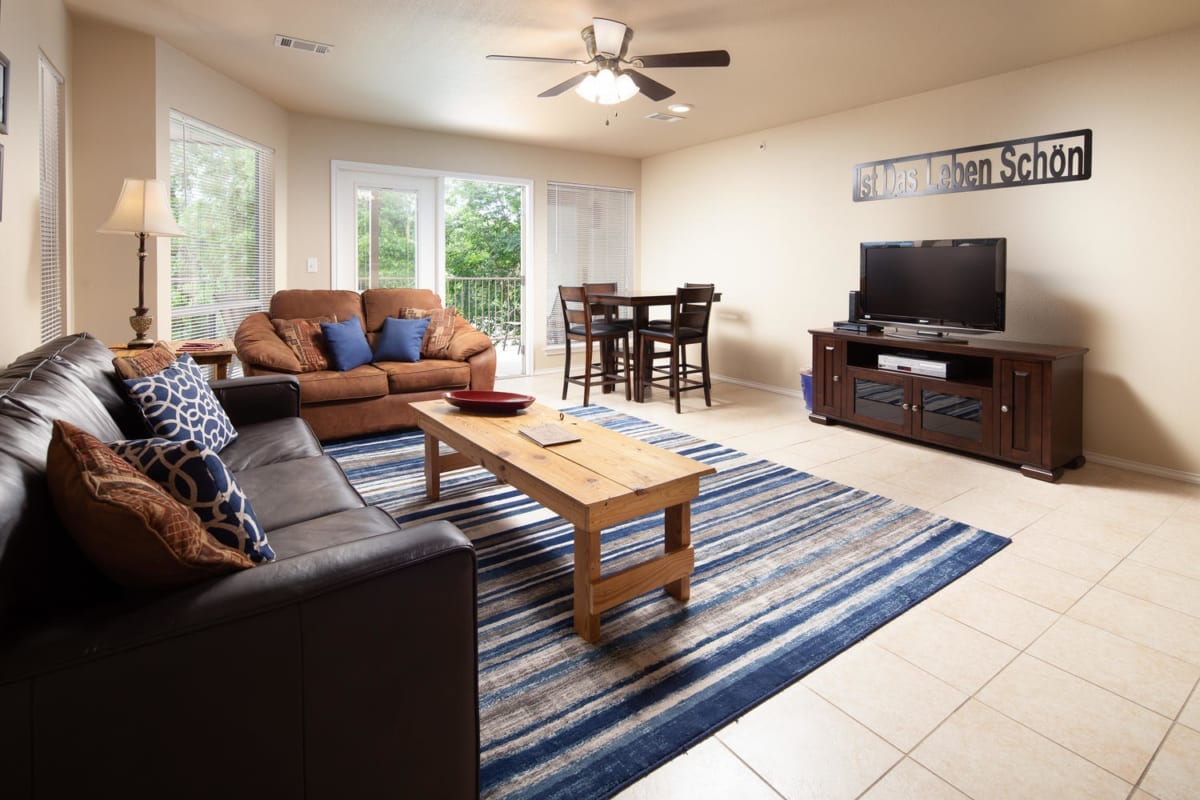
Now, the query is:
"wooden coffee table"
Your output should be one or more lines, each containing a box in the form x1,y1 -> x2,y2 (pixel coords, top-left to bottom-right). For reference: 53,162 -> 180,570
412,399 -> 715,642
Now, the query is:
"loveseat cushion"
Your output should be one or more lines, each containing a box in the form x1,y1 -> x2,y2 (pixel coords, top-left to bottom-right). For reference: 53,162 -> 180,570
269,289 -> 364,326
217,417 -> 322,473
273,316 -> 336,372
235,312 -> 304,374
398,307 -> 459,359
373,316 -> 430,363
233,455 -> 365,532
111,341 -> 177,380
46,421 -> 255,589
361,288 -> 443,331
112,438 -> 275,563
123,354 -> 238,452
321,317 -> 374,371
374,360 -> 472,394
294,365 -> 388,403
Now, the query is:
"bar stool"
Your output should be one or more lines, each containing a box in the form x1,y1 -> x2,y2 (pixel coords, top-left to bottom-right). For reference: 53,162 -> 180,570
639,285 -> 715,413
559,285 -> 633,406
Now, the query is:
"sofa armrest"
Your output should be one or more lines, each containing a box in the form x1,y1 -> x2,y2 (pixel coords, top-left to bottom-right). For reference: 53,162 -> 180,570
210,373 -> 301,426
467,345 -> 497,391
1,519 -> 479,798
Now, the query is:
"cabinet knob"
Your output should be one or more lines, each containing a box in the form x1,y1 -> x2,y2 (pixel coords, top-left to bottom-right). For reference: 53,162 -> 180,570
902,403 -> 910,411
912,405 -> 920,414
1001,404 -> 1009,413
824,345 -> 835,351
832,375 -> 840,382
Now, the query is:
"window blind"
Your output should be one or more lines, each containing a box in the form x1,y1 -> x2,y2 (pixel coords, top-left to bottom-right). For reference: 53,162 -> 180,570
169,111 -> 275,346
546,182 -> 634,346
39,55 -> 66,343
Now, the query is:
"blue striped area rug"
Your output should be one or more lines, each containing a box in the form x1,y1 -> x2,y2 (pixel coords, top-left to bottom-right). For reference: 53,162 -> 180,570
326,406 -> 1010,799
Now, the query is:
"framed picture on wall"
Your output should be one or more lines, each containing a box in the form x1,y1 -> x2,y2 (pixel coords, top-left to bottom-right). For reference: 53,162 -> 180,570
0,143 -> 5,221
0,50 -> 9,135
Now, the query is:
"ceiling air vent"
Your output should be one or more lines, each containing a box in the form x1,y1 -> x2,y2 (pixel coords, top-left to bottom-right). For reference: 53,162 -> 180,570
274,34 -> 334,55
645,112 -> 684,123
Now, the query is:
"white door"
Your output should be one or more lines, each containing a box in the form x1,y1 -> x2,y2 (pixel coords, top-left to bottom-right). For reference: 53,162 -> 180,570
332,164 -> 436,291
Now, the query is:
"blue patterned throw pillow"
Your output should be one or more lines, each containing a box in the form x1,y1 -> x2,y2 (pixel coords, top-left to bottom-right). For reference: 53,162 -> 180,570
123,353 -> 237,452
112,437 -> 275,563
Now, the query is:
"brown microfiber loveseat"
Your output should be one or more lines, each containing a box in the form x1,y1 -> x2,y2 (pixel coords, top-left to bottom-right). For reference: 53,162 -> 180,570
235,289 -> 497,441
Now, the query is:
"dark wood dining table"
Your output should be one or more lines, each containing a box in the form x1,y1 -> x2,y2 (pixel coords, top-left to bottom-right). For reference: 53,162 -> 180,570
588,289 -> 722,402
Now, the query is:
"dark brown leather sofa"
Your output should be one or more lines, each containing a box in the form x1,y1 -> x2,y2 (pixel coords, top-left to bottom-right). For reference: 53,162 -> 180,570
0,333 -> 479,799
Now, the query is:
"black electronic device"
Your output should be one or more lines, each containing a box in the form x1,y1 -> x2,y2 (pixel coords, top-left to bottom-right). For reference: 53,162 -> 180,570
858,238 -> 1006,339
848,290 -> 860,322
833,320 -> 882,332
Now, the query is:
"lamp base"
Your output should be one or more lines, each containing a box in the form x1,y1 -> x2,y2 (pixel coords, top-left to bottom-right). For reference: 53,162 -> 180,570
128,307 -> 154,348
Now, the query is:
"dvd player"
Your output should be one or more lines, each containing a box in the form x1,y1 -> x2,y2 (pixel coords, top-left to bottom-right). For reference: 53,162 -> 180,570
878,353 -> 963,378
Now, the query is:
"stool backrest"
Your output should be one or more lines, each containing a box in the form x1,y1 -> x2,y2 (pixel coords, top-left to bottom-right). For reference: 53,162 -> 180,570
673,285 -> 715,336
559,285 -> 596,336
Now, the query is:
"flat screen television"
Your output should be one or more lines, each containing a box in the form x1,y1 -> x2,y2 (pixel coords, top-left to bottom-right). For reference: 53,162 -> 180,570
858,238 -> 1006,338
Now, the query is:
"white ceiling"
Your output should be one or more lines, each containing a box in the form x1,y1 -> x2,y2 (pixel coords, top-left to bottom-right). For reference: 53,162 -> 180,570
65,0 -> 1200,160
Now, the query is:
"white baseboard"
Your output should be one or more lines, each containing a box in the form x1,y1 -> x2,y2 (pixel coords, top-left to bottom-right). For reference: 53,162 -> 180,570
1083,451 -> 1200,485
710,372 -> 806,400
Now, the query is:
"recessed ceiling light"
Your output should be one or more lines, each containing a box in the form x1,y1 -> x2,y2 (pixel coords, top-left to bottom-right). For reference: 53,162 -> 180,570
667,103 -> 693,114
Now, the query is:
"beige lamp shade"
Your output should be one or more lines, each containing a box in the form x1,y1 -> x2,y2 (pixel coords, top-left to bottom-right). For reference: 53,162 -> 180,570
98,178 -> 185,237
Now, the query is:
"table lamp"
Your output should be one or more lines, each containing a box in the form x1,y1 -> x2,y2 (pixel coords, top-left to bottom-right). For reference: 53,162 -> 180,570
98,178 -> 185,348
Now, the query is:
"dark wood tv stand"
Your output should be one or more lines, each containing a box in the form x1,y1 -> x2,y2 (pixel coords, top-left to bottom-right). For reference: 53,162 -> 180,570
809,328 -> 1087,481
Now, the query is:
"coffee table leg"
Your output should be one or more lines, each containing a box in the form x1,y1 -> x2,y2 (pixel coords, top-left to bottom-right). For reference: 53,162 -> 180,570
424,432 -> 441,501
574,525 -> 602,642
664,503 -> 691,601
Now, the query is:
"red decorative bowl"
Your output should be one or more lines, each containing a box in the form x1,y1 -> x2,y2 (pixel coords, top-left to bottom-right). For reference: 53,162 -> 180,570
443,390 -> 535,413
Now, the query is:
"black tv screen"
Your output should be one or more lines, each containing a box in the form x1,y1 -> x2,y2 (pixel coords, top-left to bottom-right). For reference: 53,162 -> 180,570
859,239 -> 1006,333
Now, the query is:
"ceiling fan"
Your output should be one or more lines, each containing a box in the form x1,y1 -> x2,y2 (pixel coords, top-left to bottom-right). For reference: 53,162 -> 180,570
487,17 -> 730,104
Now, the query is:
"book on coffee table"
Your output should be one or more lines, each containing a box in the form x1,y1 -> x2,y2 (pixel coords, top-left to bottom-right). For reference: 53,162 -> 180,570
519,423 -> 582,447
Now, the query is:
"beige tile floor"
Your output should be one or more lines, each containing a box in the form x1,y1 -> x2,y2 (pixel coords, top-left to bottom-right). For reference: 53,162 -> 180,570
496,372 -> 1200,800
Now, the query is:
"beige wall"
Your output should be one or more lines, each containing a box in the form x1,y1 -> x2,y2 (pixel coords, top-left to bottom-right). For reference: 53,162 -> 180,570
69,19 -> 289,347
640,27 -> 1200,477
0,0 -> 72,365
286,113 -> 640,371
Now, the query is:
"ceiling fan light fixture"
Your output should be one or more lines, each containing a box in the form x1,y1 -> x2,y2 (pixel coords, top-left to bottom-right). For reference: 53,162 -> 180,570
575,67 -> 640,104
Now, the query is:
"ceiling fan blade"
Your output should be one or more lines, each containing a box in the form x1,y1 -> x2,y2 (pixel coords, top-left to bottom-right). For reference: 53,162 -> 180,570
487,54 -> 585,65
633,50 -> 731,68
538,72 -> 590,98
624,70 -> 675,101
592,17 -> 628,56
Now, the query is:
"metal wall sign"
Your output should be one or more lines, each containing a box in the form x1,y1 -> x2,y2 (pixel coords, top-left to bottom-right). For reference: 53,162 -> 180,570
853,129 -> 1092,202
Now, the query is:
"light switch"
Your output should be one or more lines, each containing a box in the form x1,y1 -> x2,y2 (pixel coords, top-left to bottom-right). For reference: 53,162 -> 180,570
306,257 -> 318,273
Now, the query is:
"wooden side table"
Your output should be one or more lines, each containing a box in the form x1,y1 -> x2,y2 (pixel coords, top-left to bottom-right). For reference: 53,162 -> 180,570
110,338 -> 237,380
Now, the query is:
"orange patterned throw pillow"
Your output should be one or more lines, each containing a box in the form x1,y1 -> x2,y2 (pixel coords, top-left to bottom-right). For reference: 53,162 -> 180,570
272,316 -> 336,372
45,420 -> 255,589
112,341 -> 177,380
398,307 -> 459,359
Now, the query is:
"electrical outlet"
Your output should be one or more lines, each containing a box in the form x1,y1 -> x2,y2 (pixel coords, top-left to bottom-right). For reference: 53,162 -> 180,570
306,257 -> 318,273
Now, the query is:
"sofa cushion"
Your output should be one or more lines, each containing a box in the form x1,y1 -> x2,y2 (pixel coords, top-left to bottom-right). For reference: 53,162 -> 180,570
112,438 -> 275,563
235,312 -> 304,374
269,289 -> 364,326
321,317 -> 374,372
273,316 -> 336,372
218,417 -> 323,473
294,365 -> 389,403
264,506 -> 401,559
374,316 -> 430,363
123,354 -> 237,452
233,455 -> 365,531
374,360 -> 472,394
112,341 -> 177,380
46,420 -> 254,589
361,288 -> 443,332
398,307 -> 458,359
446,321 -> 495,362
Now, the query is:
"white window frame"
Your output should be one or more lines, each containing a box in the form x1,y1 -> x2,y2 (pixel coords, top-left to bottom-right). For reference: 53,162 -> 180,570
169,110 -> 275,346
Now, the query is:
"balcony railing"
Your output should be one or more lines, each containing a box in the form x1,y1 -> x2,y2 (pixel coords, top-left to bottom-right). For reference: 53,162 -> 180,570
444,276 -> 522,350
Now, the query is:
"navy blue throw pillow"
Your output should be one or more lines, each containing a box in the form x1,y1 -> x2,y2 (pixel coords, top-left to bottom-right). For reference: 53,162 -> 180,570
373,316 -> 431,363
320,316 -> 373,371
